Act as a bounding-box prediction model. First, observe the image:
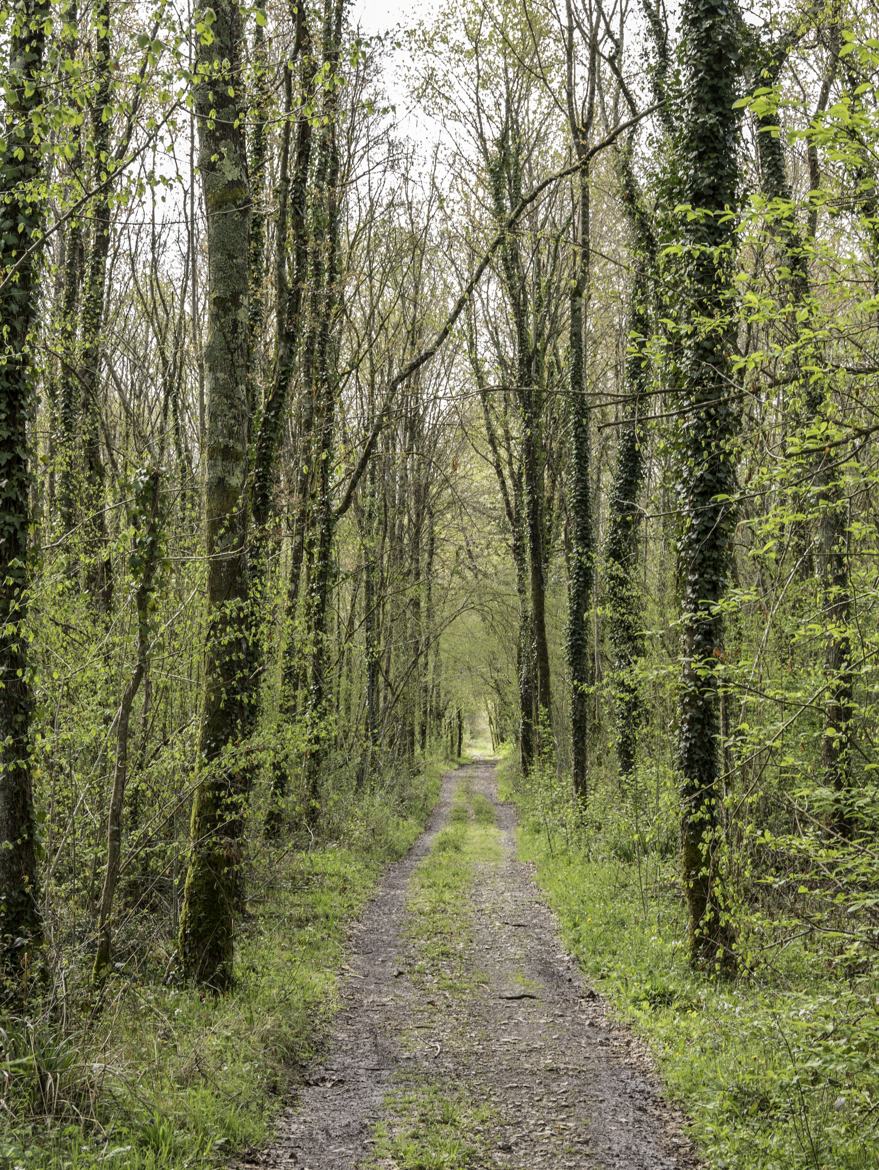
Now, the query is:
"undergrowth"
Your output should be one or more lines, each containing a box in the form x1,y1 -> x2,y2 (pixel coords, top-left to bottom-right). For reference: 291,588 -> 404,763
499,749 -> 879,1170
0,762 -> 445,1170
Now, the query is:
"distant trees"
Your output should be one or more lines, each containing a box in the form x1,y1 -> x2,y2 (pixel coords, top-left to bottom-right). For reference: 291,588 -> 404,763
0,0 -> 876,1028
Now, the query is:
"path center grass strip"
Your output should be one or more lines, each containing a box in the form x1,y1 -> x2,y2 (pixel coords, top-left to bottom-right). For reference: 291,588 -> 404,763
405,778 -> 501,987
363,1082 -> 493,1170
360,776 -> 501,1169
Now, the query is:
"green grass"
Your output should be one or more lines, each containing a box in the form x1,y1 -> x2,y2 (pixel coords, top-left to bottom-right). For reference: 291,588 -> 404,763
0,764 -> 444,1170
514,807 -> 879,1170
363,1082 -> 493,1170
405,779 -> 501,989
363,783 -> 500,1169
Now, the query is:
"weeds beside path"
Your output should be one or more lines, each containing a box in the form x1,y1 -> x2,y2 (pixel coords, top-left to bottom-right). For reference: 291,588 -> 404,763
239,761 -> 696,1169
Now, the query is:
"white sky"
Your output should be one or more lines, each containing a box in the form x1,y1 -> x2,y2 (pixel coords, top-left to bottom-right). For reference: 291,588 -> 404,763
352,0 -> 440,37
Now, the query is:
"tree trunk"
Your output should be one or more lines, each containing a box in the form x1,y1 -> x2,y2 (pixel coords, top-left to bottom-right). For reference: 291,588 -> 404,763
0,0 -> 48,1002
566,157 -> 593,801
177,0 -> 254,990
94,469 -> 161,981
675,0 -> 740,971
521,393 -> 552,737
74,0 -> 115,610
301,0 -> 344,817
249,1 -> 315,555
605,148 -> 653,790
490,120 -> 553,752
355,452 -> 381,786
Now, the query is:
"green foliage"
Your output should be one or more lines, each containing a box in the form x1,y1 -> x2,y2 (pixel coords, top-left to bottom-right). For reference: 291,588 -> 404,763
0,765 -> 442,1169
506,759 -> 879,1170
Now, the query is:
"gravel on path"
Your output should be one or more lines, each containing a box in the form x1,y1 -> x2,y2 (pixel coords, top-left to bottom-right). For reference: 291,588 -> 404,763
235,760 -> 698,1170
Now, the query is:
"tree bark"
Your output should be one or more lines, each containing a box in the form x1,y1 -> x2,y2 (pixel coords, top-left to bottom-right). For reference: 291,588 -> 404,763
566,158 -> 593,802
178,0 -> 254,990
675,0 -> 740,971
301,0 -> 344,817
73,0 -> 115,610
490,119 -> 553,751
0,0 -> 49,1002
605,147 -> 653,790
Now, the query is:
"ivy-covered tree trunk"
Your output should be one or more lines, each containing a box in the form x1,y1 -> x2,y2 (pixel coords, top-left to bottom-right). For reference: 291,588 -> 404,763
563,1 -> 597,801
361,456 -> 381,780
474,354 -> 535,774
301,0 -> 344,816
675,0 -> 740,970
566,157 -> 593,802
605,151 -> 653,789
420,508 -> 436,752
75,0 -> 114,610
490,121 -> 552,752
521,388 -> 552,741
246,8 -> 270,415
605,276 -> 648,785
516,563 -> 537,773
177,0 -> 254,991
52,0 -> 85,531
0,0 -> 48,1001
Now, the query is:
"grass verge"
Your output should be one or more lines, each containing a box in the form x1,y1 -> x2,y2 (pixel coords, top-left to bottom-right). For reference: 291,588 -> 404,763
503,753 -> 879,1170
0,763 -> 444,1170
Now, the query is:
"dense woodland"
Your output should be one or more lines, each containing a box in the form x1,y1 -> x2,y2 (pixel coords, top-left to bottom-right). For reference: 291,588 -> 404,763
0,0 -> 878,1165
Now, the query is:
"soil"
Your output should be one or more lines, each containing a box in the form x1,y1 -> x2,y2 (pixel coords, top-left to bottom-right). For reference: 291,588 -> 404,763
235,760 -> 699,1169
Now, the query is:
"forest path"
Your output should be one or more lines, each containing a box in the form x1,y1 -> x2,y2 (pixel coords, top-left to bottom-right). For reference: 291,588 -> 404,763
236,761 -> 697,1169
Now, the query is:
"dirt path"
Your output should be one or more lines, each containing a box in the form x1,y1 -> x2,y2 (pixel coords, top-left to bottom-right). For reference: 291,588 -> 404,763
236,761 -> 698,1169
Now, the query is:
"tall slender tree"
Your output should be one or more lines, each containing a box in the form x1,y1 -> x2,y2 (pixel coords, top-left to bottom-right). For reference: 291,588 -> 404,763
564,0 -> 598,800
675,0 -> 741,969
605,143 -> 654,789
0,0 -> 49,1000
177,0 -> 254,989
